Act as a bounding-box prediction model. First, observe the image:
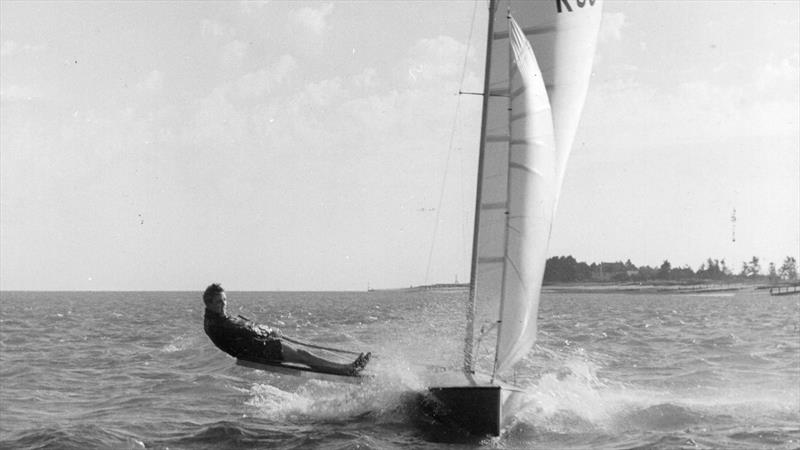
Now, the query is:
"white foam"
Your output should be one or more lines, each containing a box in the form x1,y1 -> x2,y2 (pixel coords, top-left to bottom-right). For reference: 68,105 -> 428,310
160,335 -> 196,353
507,351 -> 800,435
245,354 -> 427,422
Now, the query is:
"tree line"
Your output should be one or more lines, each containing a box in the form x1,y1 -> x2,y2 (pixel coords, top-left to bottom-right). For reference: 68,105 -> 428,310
543,255 -> 798,284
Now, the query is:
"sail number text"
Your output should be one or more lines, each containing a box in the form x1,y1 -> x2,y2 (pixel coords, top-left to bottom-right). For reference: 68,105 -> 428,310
556,0 -> 597,13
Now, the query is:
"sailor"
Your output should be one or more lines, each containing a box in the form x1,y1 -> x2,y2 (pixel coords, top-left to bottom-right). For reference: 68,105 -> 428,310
202,283 -> 370,376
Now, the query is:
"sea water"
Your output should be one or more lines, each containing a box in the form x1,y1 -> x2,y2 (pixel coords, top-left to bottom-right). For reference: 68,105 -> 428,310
0,289 -> 798,449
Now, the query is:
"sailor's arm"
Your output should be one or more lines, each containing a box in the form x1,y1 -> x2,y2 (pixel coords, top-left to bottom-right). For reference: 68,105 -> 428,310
254,323 -> 281,338
234,314 -> 281,338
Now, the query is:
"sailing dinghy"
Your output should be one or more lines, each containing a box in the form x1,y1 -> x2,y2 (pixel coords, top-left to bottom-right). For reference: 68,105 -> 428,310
425,0 -> 602,436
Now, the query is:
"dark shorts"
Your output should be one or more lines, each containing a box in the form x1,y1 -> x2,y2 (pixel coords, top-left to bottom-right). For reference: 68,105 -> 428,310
239,338 -> 283,362
204,311 -> 284,363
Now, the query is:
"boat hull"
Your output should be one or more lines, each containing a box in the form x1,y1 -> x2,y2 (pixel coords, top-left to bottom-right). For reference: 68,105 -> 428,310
423,385 -> 521,436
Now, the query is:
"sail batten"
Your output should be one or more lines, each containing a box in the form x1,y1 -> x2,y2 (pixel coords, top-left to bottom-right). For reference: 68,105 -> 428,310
509,86 -> 527,99
477,256 -> 505,264
481,202 -> 507,210
464,0 -> 602,380
508,163 -> 544,178
486,135 -> 510,142
494,22 -> 561,39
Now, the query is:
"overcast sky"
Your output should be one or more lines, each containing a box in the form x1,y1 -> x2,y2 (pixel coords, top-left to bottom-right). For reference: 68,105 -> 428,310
1,1 -> 798,291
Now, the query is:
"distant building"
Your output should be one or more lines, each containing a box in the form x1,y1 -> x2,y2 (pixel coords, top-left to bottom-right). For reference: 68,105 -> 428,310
591,262 -> 629,281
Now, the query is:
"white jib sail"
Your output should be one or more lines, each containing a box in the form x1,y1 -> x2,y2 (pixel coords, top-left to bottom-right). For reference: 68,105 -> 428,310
492,15 -> 556,377
466,0 -> 602,380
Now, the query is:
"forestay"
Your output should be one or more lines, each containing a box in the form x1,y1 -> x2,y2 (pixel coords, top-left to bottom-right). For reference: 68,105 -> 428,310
464,0 -> 603,380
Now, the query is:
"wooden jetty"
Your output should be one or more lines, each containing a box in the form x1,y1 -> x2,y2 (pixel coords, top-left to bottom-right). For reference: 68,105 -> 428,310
769,285 -> 800,296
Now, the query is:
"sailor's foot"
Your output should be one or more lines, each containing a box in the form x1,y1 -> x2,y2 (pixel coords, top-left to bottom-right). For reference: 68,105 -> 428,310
349,352 -> 371,375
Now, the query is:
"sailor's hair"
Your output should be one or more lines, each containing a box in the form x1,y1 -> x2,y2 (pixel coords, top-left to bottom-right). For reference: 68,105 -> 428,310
203,283 -> 225,307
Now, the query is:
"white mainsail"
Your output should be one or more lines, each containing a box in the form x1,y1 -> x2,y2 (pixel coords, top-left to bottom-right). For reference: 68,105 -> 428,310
465,0 -> 603,379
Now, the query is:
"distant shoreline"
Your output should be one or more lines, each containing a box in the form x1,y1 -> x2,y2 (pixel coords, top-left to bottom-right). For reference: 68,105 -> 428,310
541,283 -> 747,294
2,280 -> 796,294
374,281 -> 799,295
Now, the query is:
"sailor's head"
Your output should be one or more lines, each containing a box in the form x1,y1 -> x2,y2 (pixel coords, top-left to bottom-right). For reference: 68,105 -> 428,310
203,283 -> 227,313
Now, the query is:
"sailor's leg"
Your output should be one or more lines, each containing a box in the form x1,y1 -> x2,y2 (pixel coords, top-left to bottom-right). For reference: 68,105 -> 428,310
281,344 -> 353,374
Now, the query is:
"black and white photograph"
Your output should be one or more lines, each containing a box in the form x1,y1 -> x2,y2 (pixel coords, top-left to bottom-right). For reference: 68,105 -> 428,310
1,1 -> 798,448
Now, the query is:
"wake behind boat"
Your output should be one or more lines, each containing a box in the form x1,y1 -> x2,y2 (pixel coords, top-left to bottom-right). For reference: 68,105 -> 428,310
424,0 -> 603,436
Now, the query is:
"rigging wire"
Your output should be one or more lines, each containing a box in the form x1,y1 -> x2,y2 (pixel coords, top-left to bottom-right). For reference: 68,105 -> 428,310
424,0 -> 480,284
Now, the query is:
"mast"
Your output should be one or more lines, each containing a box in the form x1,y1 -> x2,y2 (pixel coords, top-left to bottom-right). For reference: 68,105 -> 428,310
463,0 -> 497,380
491,10 -> 514,382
